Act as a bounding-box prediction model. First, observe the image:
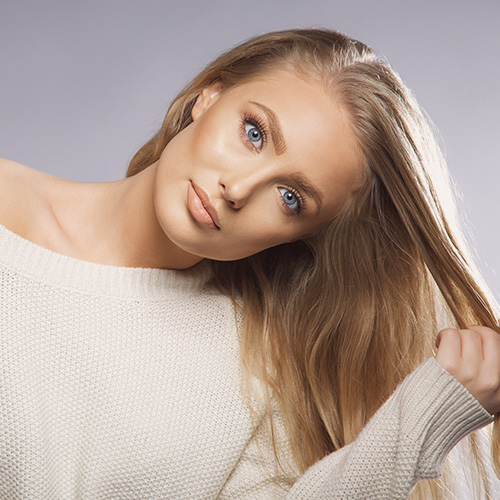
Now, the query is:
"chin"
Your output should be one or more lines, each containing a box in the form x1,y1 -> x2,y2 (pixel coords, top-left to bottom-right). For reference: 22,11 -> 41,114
185,244 -> 273,262
168,235 -> 251,262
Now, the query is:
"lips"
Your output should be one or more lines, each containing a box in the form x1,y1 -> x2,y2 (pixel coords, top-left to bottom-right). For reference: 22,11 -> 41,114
187,181 -> 220,230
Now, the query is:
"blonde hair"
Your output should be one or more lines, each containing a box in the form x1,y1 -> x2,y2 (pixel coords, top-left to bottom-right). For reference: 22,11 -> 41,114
127,28 -> 500,498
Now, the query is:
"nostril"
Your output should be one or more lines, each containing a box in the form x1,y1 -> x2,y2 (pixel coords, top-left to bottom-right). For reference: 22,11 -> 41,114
220,182 -> 235,205
220,180 -> 243,208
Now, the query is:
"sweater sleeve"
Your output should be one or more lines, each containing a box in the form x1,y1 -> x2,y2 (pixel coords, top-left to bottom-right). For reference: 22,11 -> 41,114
287,357 -> 493,499
219,357 -> 493,499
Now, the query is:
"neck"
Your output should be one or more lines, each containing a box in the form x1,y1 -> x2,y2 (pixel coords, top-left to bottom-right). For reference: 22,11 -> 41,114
44,162 -> 203,270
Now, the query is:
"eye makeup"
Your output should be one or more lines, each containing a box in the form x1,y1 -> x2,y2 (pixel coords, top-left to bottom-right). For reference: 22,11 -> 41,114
239,109 -> 308,218
278,186 -> 305,216
240,112 -> 268,153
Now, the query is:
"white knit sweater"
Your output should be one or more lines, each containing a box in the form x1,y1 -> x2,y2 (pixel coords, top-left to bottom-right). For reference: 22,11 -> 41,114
0,223 -> 494,499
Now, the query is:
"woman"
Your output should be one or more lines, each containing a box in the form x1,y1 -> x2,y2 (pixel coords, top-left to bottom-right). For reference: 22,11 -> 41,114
0,28 -> 499,499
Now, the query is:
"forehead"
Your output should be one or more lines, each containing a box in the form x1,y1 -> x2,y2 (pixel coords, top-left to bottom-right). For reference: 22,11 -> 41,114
226,71 -> 365,219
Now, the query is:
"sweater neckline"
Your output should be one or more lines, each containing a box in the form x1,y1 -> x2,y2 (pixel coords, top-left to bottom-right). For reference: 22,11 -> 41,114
0,224 -> 214,298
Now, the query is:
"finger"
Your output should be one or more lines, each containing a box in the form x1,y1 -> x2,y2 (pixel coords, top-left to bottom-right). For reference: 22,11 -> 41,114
435,328 -> 460,350
482,334 -> 500,376
466,326 -> 500,412
436,328 -> 459,349
457,328 -> 483,381
459,328 -> 483,359
468,325 -> 500,374
467,325 -> 500,358
435,328 -> 461,371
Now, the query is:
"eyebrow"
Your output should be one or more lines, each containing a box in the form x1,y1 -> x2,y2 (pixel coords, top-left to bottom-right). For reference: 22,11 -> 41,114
288,172 -> 323,215
248,100 -> 323,215
249,101 -> 287,155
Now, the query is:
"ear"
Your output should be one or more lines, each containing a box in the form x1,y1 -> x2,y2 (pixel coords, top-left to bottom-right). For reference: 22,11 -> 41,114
191,81 -> 225,121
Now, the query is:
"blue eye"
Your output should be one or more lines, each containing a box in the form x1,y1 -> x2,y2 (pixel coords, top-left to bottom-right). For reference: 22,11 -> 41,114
244,122 -> 263,149
279,187 -> 300,213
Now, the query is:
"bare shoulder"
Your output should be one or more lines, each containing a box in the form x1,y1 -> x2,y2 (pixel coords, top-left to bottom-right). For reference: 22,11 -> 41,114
0,158 -> 46,236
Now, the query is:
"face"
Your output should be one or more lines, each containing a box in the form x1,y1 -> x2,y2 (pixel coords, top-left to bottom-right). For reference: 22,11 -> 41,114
153,69 -> 363,261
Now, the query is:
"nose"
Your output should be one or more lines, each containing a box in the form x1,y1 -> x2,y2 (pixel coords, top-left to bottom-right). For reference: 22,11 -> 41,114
219,167 -> 271,209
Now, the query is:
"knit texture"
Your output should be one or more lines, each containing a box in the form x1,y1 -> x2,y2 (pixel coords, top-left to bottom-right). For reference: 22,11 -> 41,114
0,224 -> 494,499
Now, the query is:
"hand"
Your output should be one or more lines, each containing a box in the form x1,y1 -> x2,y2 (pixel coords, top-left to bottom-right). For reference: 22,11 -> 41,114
435,325 -> 500,415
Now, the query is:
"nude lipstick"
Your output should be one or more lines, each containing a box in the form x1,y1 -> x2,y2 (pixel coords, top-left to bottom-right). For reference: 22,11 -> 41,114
187,181 -> 220,230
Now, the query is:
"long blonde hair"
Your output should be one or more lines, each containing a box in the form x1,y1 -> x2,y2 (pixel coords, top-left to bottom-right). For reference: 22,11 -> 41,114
127,28 -> 500,498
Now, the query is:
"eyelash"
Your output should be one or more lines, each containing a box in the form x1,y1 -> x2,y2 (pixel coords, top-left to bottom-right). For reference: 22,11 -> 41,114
240,112 -> 268,152
240,111 -> 306,217
280,186 -> 306,216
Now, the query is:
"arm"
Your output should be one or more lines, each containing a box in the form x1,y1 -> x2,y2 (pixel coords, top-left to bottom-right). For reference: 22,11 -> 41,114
287,357 -> 493,499
219,357 -> 492,499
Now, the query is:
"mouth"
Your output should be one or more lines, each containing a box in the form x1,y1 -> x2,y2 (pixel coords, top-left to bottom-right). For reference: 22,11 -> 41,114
187,181 -> 220,230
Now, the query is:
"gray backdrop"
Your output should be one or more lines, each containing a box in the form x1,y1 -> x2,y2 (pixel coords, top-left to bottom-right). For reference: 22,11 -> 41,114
1,0 -> 499,300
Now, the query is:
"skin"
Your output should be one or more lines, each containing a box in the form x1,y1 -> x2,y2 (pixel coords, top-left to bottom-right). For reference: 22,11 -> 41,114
153,72 -> 364,262
435,326 -> 500,415
1,70 -> 363,269
0,69 -> 499,416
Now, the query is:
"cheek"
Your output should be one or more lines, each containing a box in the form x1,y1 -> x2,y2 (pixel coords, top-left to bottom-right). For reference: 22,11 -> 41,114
230,216 -> 302,252
191,113 -> 239,161
157,129 -> 192,177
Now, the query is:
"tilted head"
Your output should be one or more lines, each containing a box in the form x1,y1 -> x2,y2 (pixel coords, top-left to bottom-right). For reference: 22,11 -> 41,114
128,28 -> 455,270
